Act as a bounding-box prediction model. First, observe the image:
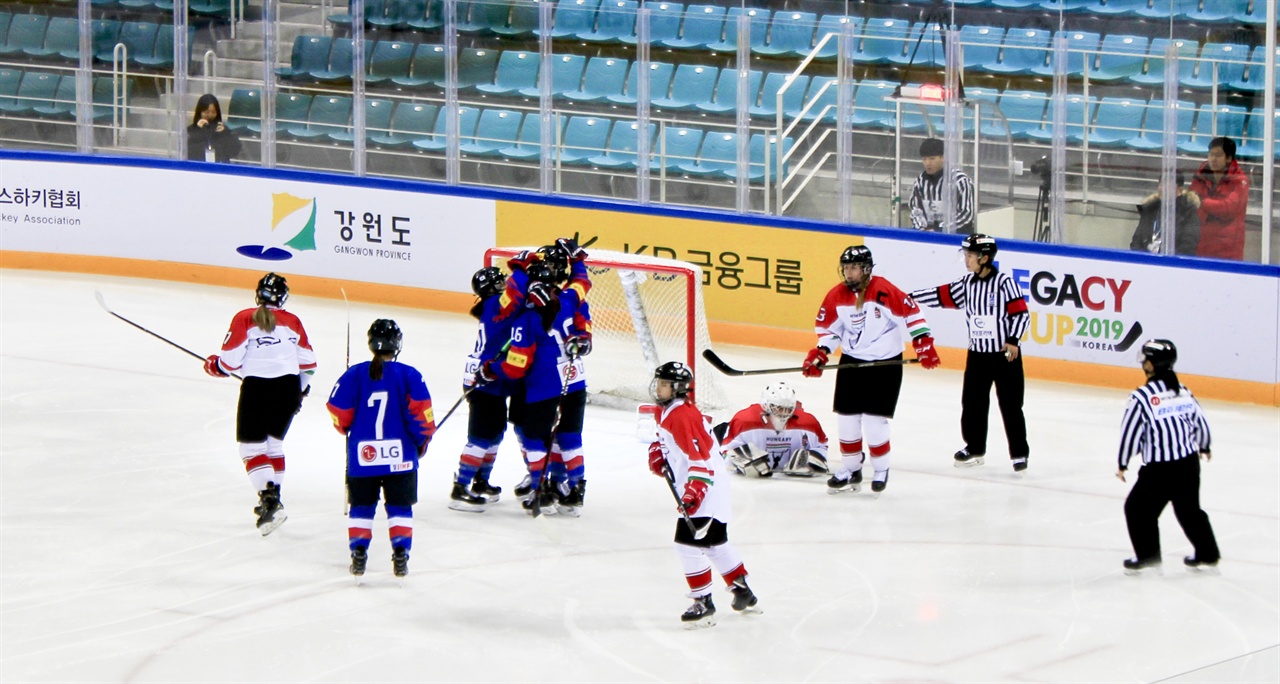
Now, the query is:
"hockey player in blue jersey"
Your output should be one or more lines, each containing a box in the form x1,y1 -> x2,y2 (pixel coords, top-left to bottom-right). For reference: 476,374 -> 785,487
327,319 -> 436,578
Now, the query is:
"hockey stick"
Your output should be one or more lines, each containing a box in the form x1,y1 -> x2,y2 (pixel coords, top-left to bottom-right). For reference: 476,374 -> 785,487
662,465 -> 712,540
702,349 -> 920,377
436,338 -> 516,433
340,287 -> 350,368
94,291 -> 242,381
527,354 -> 576,520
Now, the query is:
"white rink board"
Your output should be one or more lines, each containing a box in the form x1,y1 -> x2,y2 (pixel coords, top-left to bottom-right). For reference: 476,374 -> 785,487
865,237 -> 1280,384
0,157 -> 494,293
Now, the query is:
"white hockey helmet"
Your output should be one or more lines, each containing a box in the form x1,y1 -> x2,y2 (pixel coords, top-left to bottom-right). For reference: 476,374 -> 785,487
760,382 -> 797,430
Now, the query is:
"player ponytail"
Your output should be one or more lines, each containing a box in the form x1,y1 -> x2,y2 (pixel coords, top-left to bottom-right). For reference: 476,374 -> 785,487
369,354 -> 386,381
252,304 -> 277,333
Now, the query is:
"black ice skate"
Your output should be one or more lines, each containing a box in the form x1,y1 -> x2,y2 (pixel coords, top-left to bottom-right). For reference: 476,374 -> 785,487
350,547 -> 368,577
392,547 -> 409,577
1123,556 -> 1162,575
681,595 -> 717,629
256,482 -> 287,536
1184,555 -> 1220,572
826,468 -> 862,494
555,479 -> 586,517
729,577 -> 761,614
514,474 -> 535,502
953,448 -> 985,468
471,472 -> 502,503
447,482 -> 487,513
871,470 -> 888,494
1012,457 -> 1028,473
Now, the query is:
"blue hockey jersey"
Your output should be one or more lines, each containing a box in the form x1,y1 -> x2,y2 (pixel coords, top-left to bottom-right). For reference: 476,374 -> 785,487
326,361 -> 436,477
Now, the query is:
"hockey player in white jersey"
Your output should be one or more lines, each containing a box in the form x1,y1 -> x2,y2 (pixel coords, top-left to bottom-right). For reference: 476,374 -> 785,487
714,383 -> 830,478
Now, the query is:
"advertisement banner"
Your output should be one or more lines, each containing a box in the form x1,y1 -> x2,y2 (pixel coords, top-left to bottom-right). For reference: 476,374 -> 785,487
0,159 -> 494,293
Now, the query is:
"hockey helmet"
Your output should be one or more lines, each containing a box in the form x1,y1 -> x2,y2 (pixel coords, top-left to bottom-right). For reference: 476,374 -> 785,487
471,266 -> 505,298
368,318 -> 403,356
1138,338 -> 1177,369
525,259 -> 559,285
536,244 -> 570,283
760,382 -> 797,429
256,272 -> 289,307
840,245 -> 874,268
651,361 -> 693,402
961,233 -> 998,257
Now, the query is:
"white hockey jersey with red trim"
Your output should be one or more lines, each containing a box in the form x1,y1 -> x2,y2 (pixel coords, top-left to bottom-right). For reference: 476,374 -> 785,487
218,307 -> 317,379
720,402 -> 829,465
814,276 -> 930,361
656,398 -> 731,523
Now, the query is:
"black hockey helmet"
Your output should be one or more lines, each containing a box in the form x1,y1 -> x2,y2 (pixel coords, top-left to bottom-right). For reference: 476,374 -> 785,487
961,233 -> 998,257
536,244 -> 570,283
368,318 -> 403,356
651,361 -> 693,402
1138,339 -> 1177,369
525,259 -> 559,285
471,266 -> 505,298
840,245 -> 874,268
256,272 -> 289,307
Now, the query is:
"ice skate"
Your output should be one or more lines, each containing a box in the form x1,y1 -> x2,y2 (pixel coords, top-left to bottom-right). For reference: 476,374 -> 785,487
471,472 -> 501,503
729,577 -> 761,614
349,547 -> 367,577
256,482 -> 287,536
1012,457 -> 1028,473
392,547 -> 409,578
953,448 -> 985,468
1184,555 -> 1220,573
447,482 -> 487,513
871,470 -> 888,494
1123,556 -> 1162,576
555,480 -> 586,517
826,468 -> 861,494
681,595 -> 717,629
514,474 -> 535,503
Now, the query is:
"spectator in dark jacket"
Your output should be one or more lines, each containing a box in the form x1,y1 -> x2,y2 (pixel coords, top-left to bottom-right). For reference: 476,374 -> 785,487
1130,171 -> 1201,256
186,94 -> 241,164
1189,137 -> 1248,261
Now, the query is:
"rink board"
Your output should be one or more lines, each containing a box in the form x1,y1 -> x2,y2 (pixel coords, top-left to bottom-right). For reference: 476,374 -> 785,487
1,151 -> 1277,402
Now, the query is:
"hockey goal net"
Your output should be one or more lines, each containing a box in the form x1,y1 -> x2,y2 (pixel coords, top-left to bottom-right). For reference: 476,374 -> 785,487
484,247 -> 726,410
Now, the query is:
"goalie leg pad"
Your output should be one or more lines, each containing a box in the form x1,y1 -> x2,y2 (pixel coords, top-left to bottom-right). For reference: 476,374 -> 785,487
729,447 -> 771,477
783,449 -> 822,477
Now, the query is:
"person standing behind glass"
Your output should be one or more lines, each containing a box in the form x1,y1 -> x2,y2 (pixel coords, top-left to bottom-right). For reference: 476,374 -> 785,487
187,93 -> 241,163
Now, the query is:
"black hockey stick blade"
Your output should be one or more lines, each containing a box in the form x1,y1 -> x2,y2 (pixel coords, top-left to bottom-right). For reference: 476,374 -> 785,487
1114,320 -> 1144,353
702,349 -> 920,377
94,291 -> 242,380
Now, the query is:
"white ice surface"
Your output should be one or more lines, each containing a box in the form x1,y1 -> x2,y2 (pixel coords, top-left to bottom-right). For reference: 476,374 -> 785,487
1,269 -> 1277,683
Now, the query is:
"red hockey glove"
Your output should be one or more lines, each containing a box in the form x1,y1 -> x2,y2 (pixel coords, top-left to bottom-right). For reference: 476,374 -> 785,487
648,442 -> 668,477
556,237 -> 587,262
802,347 -> 829,377
203,354 -> 229,378
680,479 -> 709,515
565,334 -> 592,358
507,249 -> 538,273
527,281 -> 557,308
912,335 -> 941,370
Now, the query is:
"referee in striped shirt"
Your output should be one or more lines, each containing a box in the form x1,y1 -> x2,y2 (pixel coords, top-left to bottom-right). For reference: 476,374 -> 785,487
908,138 -> 976,234
911,234 -> 1031,471
1117,339 -> 1219,574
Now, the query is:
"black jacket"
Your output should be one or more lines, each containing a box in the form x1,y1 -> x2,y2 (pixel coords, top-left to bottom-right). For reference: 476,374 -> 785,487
186,122 -> 242,163
1130,192 -> 1201,256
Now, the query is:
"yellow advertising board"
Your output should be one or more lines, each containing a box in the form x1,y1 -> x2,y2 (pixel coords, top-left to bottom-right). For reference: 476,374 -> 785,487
496,202 -> 861,335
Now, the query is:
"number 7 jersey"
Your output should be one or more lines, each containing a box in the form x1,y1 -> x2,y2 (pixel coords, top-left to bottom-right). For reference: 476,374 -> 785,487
326,361 -> 436,477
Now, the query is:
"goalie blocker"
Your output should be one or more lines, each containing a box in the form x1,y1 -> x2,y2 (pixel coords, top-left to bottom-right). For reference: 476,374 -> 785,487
714,383 -> 830,479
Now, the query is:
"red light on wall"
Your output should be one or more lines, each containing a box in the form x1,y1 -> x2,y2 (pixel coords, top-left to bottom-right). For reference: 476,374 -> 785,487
919,84 -> 945,100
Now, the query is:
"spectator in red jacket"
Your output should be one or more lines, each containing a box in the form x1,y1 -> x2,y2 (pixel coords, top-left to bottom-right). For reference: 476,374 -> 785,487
1189,137 -> 1249,261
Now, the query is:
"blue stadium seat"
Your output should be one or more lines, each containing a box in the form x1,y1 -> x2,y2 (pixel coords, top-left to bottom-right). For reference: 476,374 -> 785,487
475,50 -> 540,96
677,130 -> 739,177
1177,104 -> 1246,155
0,13 -> 11,44
695,67 -> 763,116
1235,109 -> 1280,160
406,0 -> 445,31
883,94 -> 943,133
328,0 -> 386,30
755,11 -> 817,59
23,17 -> 77,61
854,18 -> 913,65
982,90 -> 1047,141
190,0 -> 233,18
618,2 -> 683,46
457,48 -> 501,89
560,56 -> 628,103
1091,34 -> 1148,82
1131,38 -> 1199,86
224,89 -> 260,133
370,0 -> 423,30
1076,97 -> 1146,148
458,0 -> 514,34
652,63 -> 718,112
986,28 -> 1051,75
1183,0 -> 1247,22
249,92 -> 312,136
958,25 -> 1005,73
0,71 -> 60,116
32,74 -> 77,120
134,25 -> 194,71
989,0 -> 1038,8
327,98 -> 394,145
413,106 -> 480,153
284,95 -> 352,141
812,15 -> 862,60
1031,31 -> 1100,78
848,79 -> 895,129
549,0 -> 603,39
367,41 -> 415,86
557,116 -> 611,166
659,4 -> 726,50
1228,46 -> 1278,93
0,14 -> 48,58
605,61 -> 674,106
497,113 -> 547,162
276,35 -> 331,81
792,76 -> 839,123
578,0 -> 637,44
308,38 -> 362,83
370,102 -> 438,149
723,133 -> 793,183
1134,0 -> 1197,19
1037,0 -> 1092,10
491,0 -> 538,38
587,120 -> 656,169
86,20 -> 119,62
652,125 -> 703,172
518,53 -> 586,99
1181,43 -> 1249,90
1234,0 -> 1269,24
706,7 -> 770,55
386,0 -> 429,30
1084,0 -> 1147,16
461,108 -> 524,157
1026,94 -> 1095,143
1125,99 -> 1194,152
749,72 -> 809,120
889,23 -> 944,67
0,68 -> 22,106
392,44 -> 446,89
91,75 -> 130,123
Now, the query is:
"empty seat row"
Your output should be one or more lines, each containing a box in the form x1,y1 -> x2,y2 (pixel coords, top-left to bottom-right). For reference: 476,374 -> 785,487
0,14 -> 193,70
0,67 -> 129,121
958,0 -> 1271,25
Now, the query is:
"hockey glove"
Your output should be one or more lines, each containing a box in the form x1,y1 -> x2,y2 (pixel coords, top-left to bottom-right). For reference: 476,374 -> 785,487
203,354 -> 229,378
912,335 -> 941,370
648,442 -> 668,478
565,334 -> 592,359
556,237 -> 587,262
802,347 -> 829,378
527,281 -> 557,308
507,249 -> 538,273
475,360 -> 499,386
680,479 -> 709,515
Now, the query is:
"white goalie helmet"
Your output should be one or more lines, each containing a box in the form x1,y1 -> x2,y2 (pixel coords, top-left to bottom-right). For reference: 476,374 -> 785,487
760,382 -> 797,431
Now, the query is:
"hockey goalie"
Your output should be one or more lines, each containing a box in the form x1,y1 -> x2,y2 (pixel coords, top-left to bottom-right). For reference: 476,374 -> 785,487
712,383 -> 830,478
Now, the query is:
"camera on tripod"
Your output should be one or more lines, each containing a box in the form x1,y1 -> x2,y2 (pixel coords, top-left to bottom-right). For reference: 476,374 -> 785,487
1030,156 -> 1052,184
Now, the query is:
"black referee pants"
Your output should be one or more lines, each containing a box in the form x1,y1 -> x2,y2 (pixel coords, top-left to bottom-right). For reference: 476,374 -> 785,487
1124,456 -> 1219,562
960,350 -> 1029,459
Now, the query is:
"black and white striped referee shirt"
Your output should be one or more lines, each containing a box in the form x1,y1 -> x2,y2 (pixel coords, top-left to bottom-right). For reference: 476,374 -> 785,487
1117,379 -> 1212,469
911,269 -> 1030,353
908,168 -> 975,232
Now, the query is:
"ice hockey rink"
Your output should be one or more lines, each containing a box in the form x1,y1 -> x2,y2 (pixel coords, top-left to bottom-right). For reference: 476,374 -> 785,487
1,268 -> 1277,684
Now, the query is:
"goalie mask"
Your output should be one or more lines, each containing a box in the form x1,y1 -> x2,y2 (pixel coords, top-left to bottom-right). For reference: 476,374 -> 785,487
368,318 -> 403,357
650,361 -> 693,404
255,272 -> 289,307
760,382 -> 797,431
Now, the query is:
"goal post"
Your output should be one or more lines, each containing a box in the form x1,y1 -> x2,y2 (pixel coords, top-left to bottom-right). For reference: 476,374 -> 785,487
484,247 -> 726,410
